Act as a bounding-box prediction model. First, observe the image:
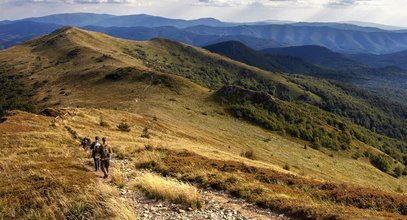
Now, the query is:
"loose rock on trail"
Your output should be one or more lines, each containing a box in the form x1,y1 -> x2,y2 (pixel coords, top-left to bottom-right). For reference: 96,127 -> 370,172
82,157 -> 290,220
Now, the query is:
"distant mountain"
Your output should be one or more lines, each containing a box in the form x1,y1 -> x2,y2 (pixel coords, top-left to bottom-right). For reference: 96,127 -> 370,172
185,25 -> 407,54
347,50 -> 407,70
22,13 -> 227,28
0,22 -> 282,50
290,22 -> 388,32
3,13 -> 407,54
22,13 -> 115,27
261,45 -> 367,70
202,35 -> 286,49
205,40 -> 407,104
0,20 -> 12,25
83,26 -> 285,50
345,21 -> 407,31
93,14 -> 226,28
0,21 -> 61,49
204,41 -> 322,75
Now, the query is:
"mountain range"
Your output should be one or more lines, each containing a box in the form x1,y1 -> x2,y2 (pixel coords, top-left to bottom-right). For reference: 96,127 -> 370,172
1,13 -> 407,54
348,50 -> 407,69
205,41 -> 407,104
21,13 -> 226,28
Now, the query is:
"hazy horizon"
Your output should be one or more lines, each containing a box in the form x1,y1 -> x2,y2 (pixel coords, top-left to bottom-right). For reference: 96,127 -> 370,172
0,0 -> 406,28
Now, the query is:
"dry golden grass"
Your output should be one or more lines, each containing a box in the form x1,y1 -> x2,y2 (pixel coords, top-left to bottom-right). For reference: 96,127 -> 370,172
133,173 -> 201,209
134,149 -> 166,170
139,148 -> 407,219
2,104 -> 406,219
0,111 -> 136,219
96,184 -> 137,220
110,167 -> 125,189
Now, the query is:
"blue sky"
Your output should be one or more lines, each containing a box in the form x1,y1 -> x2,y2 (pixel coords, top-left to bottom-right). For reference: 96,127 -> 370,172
0,0 -> 405,27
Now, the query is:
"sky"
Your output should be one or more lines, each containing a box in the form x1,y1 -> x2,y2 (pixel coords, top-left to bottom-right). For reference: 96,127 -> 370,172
0,0 -> 406,27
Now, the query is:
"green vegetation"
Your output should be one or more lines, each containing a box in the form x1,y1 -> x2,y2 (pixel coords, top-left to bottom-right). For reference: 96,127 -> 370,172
369,154 -> 391,173
215,85 -> 406,174
129,39 -> 293,101
291,77 -> 407,143
117,122 -> 131,132
216,86 -> 350,151
141,127 -> 151,138
119,38 -> 407,172
105,67 -> 136,80
0,66 -> 37,118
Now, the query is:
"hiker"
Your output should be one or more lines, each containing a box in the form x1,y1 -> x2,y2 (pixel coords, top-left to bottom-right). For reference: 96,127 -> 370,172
81,137 -> 91,150
100,137 -> 113,178
90,136 -> 101,171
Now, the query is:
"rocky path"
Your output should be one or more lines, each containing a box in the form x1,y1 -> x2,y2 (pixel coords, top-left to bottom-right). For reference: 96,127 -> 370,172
82,157 -> 290,220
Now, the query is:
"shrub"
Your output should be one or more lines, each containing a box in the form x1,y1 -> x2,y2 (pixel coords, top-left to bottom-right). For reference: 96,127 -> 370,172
105,67 -> 134,81
395,186 -> 403,193
240,149 -> 255,160
283,164 -> 290,170
134,173 -> 201,209
67,48 -> 80,58
100,118 -> 109,127
117,122 -> 131,132
352,152 -> 361,160
145,144 -> 154,151
263,138 -> 271,143
393,166 -> 403,178
141,127 -> 150,138
370,155 -> 391,172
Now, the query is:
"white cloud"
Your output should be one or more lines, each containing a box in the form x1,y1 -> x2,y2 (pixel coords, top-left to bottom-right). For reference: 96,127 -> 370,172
326,0 -> 378,7
194,0 -> 381,7
6,0 -> 142,4
195,0 -> 307,7
0,0 -> 405,27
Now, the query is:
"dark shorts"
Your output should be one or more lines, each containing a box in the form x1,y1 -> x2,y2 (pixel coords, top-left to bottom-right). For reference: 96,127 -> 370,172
101,159 -> 110,167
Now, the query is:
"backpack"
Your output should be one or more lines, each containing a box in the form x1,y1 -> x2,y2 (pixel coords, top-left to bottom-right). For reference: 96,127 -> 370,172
91,142 -> 101,156
100,145 -> 110,159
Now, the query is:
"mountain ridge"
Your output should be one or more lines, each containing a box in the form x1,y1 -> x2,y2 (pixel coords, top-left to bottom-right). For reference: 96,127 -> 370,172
2,13 -> 407,54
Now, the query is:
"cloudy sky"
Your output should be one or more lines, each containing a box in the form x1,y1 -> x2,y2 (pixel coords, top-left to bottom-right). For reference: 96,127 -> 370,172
0,0 -> 406,27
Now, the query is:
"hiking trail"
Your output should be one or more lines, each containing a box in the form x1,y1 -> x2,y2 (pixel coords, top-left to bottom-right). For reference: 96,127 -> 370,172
81,156 -> 291,220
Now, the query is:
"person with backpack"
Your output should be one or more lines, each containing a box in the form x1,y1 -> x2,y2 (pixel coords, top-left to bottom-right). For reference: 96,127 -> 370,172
100,137 -> 113,178
81,137 -> 91,151
90,136 -> 101,171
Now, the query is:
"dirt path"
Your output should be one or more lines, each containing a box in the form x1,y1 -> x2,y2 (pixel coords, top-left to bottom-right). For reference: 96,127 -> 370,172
81,156 -> 290,220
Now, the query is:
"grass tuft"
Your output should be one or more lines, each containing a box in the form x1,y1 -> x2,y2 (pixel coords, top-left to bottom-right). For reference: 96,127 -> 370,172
66,201 -> 93,220
110,168 -> 125,189
134,173 -> 201,209
134,150 -> 165,170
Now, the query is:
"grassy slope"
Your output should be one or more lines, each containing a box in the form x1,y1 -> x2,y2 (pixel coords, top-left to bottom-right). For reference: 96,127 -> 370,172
0,27 -> 406,218
0,110 -> 136,219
